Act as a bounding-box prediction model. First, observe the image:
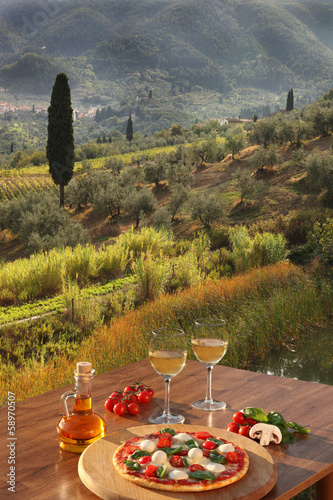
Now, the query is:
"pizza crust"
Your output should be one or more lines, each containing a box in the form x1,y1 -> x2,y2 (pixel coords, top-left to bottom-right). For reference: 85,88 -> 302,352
113,432 -> 249,492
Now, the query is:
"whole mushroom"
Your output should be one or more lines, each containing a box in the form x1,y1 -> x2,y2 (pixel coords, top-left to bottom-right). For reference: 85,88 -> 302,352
249,423 -> 282,446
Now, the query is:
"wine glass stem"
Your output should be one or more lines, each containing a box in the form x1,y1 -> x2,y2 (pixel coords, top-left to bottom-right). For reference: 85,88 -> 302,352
205,366 -> 214,404
163,378 -> 171,416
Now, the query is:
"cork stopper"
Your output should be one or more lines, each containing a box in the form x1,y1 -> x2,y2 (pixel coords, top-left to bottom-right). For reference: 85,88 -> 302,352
76,361 -> 92,375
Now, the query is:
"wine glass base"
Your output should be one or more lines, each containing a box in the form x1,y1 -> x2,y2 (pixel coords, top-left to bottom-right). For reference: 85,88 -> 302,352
148,413 -> 185,424
191,399 -> 226,411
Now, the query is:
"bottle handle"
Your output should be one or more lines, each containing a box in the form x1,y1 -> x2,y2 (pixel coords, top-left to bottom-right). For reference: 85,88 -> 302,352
60,391 -> 75,418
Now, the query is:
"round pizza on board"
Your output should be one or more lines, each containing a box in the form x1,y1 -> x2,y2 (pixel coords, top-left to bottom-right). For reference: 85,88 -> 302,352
113,427 -> 249,492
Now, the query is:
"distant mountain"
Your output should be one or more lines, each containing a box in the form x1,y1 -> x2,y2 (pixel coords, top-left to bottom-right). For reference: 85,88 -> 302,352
0,0 -> 332,96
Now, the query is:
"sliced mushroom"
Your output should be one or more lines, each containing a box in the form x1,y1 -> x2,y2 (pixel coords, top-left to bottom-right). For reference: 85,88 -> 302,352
249,423 -> 282,445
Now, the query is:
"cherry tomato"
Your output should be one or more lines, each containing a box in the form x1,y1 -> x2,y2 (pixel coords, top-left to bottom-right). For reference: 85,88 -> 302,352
113,402 -> 127,416
105,398 -> 118,412
159,433 -> 173,441
127,445 -> 140,455
169,455 -> 184,468
238,425 -> 251,437
124,393 -> 137,403
233,411 -> 247,425
137,391 -> 151,404
124,385 -> 136,393
227,423 -> 240,434
202,440 -> 217,450
247,417 -> 258,426
157,438 -> 172,448
110,391 -> 122,399
127,403 -> 140,415
189,464 -> 205,472
178,449 -> 189,456
145,465 -> 158,477
202,450 -> 211,458
139,455 -> 152,465
196,431 -> 211,440
146,387 -> 154,398
226,451 -> 240,463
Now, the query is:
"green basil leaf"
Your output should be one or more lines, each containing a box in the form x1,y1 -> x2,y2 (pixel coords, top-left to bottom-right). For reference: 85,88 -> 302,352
243,407 -> 269,423
287,421 -> 310,434
123,460 -> 141,471
277,425 -> 296,444
157,465 -> 167,478
267,411 -> 288,428
189,471 -> 216,481
131,450 -> 151,459
159,428 -> 176,436
210,450 -> 227,464
184,439 -> 200,449
206,437 -> 224,446
160,446 -> 183,456
182,457 -> 189,467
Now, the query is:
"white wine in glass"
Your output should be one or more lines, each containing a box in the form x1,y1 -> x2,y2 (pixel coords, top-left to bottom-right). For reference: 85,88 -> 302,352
191,318 -> 228,411
148,328 -> 187,424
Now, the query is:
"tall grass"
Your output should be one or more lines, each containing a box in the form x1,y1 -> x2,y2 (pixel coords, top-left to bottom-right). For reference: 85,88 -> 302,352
0,227 -> 172,304
3,262 -> 332,403
230,226 -> 287,272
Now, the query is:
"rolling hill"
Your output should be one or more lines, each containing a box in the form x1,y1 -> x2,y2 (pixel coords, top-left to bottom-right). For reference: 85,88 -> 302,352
0,0 -> 332,95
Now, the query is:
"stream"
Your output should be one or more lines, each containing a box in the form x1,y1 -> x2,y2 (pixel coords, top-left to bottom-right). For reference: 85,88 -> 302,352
248,325 -> 333,386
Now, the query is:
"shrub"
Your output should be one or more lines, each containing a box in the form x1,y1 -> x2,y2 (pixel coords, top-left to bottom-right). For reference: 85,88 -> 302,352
284,211 -> 326,246
230,226 -> 287,271
120,226 -> 174,259
152,206 -> 172,231
308,218 -> 333,264
0,192 -> 88,252
132,252 -> 172,304
305,151 -> 333,196
251,232 -> 287,267
207,225 -> 231,250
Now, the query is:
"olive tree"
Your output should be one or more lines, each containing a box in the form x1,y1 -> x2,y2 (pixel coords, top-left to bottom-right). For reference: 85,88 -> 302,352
122,187 -> 156,228
234,168 -> 262,204
144,153 -> 167,188
249,119 -> 276,148
251,145 -> 279,171
225,130 -> 245,159
188,190 -> 223,228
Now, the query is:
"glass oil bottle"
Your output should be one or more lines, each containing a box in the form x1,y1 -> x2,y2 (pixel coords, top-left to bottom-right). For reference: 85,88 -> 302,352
57,361 -> 107,453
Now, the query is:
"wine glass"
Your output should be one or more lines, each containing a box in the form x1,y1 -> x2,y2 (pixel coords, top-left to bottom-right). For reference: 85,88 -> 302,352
191,318 -> 228,411
148,328 -> 187,424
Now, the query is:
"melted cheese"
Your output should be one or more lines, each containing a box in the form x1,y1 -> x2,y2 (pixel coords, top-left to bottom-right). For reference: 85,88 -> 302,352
217,443 -> 234,454
151,450 -> 167,465
172,433 -> 194,443
206,462 -> 226,473
188,448 -> 203,460
169,470 -> 189,480
140,440 -> 156,453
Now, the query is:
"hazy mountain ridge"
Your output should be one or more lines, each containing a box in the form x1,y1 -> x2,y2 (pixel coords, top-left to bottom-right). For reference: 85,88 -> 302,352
0,0 -> 332,97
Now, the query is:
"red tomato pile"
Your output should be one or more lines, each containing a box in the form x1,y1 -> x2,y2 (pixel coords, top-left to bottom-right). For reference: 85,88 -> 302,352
105,382 -> 154,416
226,411 -> 258,438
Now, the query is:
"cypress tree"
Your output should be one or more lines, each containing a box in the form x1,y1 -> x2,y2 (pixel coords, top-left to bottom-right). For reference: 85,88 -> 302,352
286,88 -> 294,112
126,115 -> 133,142
47,73 -> 74,207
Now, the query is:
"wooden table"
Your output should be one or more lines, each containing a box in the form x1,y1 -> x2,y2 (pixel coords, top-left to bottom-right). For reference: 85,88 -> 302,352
1,359 -> 332,500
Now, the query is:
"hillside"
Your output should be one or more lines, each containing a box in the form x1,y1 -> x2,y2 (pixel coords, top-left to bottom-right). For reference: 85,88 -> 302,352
0,0 -> 332,98
1,132 -> 332,263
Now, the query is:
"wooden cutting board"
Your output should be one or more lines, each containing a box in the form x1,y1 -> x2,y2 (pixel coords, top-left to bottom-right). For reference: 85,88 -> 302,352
78,424 -> 278,500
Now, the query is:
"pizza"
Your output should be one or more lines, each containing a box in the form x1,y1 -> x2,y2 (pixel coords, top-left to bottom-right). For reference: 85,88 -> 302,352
113,427 -> 249,492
